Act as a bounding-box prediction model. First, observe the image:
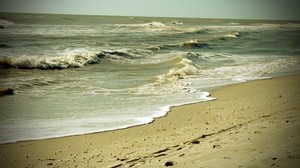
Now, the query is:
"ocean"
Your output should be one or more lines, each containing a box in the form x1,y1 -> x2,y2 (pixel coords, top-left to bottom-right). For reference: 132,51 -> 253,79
0,13 -> 299,144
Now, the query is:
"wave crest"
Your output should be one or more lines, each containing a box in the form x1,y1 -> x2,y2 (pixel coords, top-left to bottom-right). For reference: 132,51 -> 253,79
0,19 -> 14,28
147,40 -> 209,51
98,49 -> 147,60
180,40 -> 209,48
157,57 -> 198,81
0,48 -> 154,69
137,57 -> 199,94
0,49 -> 100,69
222,32 -> 240,38
117,21 -> 166,28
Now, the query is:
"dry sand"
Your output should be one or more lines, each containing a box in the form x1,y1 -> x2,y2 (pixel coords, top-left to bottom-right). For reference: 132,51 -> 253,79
0,74 -> 299,168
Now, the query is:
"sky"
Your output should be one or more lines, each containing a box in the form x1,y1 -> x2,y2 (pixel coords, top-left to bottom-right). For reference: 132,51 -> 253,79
0,0 -> 299,20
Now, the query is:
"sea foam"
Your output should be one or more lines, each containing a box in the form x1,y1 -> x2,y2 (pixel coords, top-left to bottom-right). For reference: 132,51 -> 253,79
0,53 -> 98,69
0,19 -> 14,28
137,57 -> 199,94
200,57 -> 300,82
0,48 -> 152,69
1,13 -> 300,144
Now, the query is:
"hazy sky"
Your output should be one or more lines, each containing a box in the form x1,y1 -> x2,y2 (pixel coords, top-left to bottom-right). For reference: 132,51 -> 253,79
0,0 -> 299,20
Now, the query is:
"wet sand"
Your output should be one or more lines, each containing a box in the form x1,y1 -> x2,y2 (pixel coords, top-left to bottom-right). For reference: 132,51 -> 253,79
0,74 -> 299,167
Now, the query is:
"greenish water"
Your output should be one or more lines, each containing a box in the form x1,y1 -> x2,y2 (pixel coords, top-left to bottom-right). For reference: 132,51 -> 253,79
0,13 -> 299,143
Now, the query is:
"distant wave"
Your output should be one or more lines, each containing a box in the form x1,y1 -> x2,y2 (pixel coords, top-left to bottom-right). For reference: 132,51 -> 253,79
116,22 -> 209,35
165,26 -> 208,34
147,40 -> 209,51
117,21 -> 166,28
278,23 -> 300,30
0,19 -> 14,28
206,23 -> 300,32
180,40 -> 210,48
219,32 -> 240,40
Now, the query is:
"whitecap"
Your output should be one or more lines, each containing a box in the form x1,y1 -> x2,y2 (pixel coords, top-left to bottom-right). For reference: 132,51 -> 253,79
0,48 -> 100,69
223,32 -> 240,38
0,19 -> 14,28
137,57 -> 199,94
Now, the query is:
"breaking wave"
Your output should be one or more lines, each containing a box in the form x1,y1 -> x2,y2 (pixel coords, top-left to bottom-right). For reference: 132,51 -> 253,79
0,54 -> 99,69
137,57 -> 199,94
221,32 -> 240,39
165,26 -> 208,34
0,48 -> 101,69
0,48 -> 154,69
117,21 -> 166,28
0,19 -> 14,28
97,48 -> 152,63
157,57 -> 198,81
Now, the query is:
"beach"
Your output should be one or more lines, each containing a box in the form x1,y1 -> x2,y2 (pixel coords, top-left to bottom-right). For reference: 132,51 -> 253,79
0,74 -> 299,167
1,13 -> 300,144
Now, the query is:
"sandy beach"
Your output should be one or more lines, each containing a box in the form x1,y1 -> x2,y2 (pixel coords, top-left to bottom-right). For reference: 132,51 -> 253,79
0,74 -> 299,168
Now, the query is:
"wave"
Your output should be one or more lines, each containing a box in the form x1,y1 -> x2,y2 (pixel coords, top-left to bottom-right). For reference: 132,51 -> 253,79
199,57 -> 300,82
186,52 -> 233,63
223,32 -> 240,38
117,21 -> 166,28
0,48 -> 100,69
0,19 -> 14,28
0,54 -> 98,69
157,57 -> 198,81
0,48 -> 153,69
180,40 -> 209,48
185,26 -> 208,33
148,21 -> 166,27
278,23 -> 300,30
147,40 -> 209,51
97,48 -> 151,63
219,32 -> 240,40
137,57 -> 199,94
116,22 -> 210,35
206,23 -> 300,33
165,26 -> 208,34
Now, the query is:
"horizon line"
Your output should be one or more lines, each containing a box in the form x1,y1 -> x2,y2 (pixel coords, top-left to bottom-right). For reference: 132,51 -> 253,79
1,11 -> 300,22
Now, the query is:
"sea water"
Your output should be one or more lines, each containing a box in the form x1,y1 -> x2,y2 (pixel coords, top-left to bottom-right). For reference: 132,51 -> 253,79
0,13 -> 299,143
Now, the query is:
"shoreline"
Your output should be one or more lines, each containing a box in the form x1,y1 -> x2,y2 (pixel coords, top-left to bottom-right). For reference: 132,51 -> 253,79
0,92 -> 214,145
1,74 -> 300,167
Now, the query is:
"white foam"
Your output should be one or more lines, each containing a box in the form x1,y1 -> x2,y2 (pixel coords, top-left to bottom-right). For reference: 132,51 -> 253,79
206,23 -> 300,32
0,19 -> 14,27
163,26 -> 207,34
200,56 -> 300,82
180,40 -> 208,48
223,32 -> 239,38
0,48 -> 100,69
148,21 -> 166,28
137,57 -> 199,94
117,21 -> 166,29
